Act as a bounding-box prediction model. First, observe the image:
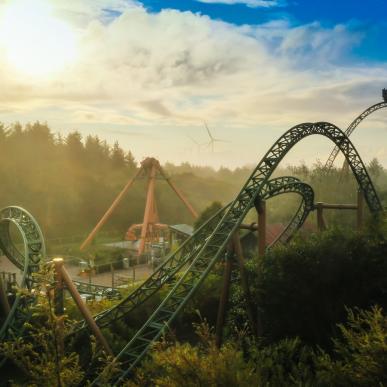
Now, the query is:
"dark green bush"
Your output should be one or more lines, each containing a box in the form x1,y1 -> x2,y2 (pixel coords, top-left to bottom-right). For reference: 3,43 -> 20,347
244,228 -> 387,349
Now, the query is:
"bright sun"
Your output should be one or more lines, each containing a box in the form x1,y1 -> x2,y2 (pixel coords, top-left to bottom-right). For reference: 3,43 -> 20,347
0,0 -> 78,78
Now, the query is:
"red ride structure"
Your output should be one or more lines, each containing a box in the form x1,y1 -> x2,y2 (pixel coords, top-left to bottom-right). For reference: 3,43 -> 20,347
79,157 -> 198,256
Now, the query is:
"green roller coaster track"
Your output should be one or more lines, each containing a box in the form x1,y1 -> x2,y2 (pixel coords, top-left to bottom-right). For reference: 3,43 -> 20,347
0,206 -> 46,341
324,101 -> 387,170
90,121 -> 382,385
71,175 -> 314,336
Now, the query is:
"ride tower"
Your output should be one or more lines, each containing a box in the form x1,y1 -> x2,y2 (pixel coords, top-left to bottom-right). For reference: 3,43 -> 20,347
79,157 -> 198,257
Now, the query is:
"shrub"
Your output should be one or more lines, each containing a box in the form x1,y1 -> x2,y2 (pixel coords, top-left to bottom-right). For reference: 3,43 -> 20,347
245,229 -> 387,348
317,306 -> 387,386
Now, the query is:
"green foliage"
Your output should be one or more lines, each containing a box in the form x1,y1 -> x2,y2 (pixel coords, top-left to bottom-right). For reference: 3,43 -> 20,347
174,271 -> 222,342
252,306 -> 387,386
65,297 -> 116,321
128,322 -> 258,387
0,263 -> 117,386
318,306 -> 387,386
253,337 -> 318,386
1,335 -> 83,387
194,201 -> 223,230
0,265 -> 85,386
368,158 -> 384,184
129,307 -> 387,386
243,229 -> 387,349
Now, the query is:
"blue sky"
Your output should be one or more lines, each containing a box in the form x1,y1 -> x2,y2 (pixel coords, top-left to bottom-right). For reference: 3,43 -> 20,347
0,0 -> 386,168
139,0 -> 387,61
141,0 -> 386,26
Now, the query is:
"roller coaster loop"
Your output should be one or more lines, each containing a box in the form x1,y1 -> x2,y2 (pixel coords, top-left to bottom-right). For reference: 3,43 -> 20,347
324,101 -> 387,170
0,206 -> 45,340
93,121 -> 382,385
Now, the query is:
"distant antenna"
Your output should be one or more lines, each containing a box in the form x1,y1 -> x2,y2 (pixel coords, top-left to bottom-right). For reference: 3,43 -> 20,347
383,88 -> 387,102
203,121 -> 228,153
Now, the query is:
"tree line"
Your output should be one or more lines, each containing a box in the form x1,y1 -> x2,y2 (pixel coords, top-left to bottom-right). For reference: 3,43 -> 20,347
0,121 -> 386,244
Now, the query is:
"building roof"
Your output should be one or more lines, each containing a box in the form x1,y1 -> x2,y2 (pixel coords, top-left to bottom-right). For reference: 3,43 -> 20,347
266,223 -> 286,245
169,224 -> 194,236
103,240 -> 137,250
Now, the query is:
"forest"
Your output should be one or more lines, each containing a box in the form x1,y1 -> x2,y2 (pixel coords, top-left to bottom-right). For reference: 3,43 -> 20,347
1,121 -> 386,245
0,122 -> 250,240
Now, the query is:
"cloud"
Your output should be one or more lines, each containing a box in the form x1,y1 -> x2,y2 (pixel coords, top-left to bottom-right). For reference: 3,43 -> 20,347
71,107 -> 141,125
195,0 -> 285,8
139,100 -> 172,117
0,1 -> 386,166
52,0 -> 142,25
1,3 -> 384,127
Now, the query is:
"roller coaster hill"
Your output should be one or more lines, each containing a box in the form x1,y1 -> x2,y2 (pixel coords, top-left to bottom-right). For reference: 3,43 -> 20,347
0,91 -> 386,385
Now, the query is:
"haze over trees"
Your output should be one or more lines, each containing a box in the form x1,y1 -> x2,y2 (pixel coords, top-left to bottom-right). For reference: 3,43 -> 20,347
1,121 -> 386,243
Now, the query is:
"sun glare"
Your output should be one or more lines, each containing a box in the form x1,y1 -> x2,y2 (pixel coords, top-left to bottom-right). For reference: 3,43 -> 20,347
0,0 -> 78,78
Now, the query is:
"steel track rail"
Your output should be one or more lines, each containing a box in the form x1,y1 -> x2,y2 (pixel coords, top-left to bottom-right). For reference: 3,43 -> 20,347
72,281 -> 120,297
94,121 -> 381,385
264,177 -> 314,247
324,101 -> 387,170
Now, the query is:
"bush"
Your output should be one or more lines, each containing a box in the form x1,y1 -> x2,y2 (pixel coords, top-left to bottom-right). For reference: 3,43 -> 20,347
194,201 -> 223,230
129,307 -> 387,386
245,229 -> 387,348
317,306 -> 387,386
128,322 -> 258,387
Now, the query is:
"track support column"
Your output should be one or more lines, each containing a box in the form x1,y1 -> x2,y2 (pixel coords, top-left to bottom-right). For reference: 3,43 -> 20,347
111,264 -> 115,288
0,275 -> 10,317
316,202 -> 326,232
256,199 -> 266,258
53,258 -> 65,316
232,233 -> 259,336
53,258 -> 66,356
58,261 -> 113,356
215,245 -> 233,348
357,189 -> 364,231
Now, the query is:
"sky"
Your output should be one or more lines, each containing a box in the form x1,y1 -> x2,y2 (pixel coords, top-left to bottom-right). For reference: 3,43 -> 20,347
0,0 -> 386,168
